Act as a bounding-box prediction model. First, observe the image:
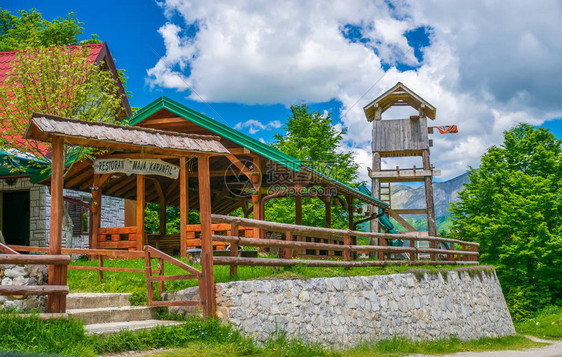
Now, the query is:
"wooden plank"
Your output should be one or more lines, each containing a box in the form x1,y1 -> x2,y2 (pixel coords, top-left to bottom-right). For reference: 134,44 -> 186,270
147,274 -> 199,282
230,224 -> 239,277
180,158 -> 188,257
69,266 -> 149,273
98,227 -> 137,234
422,149 -> 437,240
197,154 -> 216,317
0,255 -> 70,265
0,243 -> 20,255
48,137 -> 65,313
388,210 -> 417,232
136,175 -> 145,251
211,214 -> 479,247
0,285 -> 69,296
392,209 -> 427,215
213,256 -> 479,267
369,169 -> 441,178
98,241 -> 137,249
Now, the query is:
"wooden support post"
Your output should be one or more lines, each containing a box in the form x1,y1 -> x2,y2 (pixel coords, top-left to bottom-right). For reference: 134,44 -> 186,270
48,137 -> 65,313
251,194 -> 260,238
198,154 -> 215,317
324,197 -> 331,228
180,158 -> 188,257
370,152 -> 381,235
158,196 -> 166,236
422,150 -> 437,259
91,174 -> 101,250
284,231 -> 293,259
346,196 -> 357,260
136,175 -> 145,251
230,224 -> 239,277
98,256 -> 104,283
295,194 -> 302,225
343,235 -> 350,261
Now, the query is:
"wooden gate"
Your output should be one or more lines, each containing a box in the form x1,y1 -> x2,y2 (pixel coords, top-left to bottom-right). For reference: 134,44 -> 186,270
144,245 -> 204,309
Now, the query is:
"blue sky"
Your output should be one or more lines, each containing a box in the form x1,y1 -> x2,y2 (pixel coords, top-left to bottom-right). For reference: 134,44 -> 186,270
3,1 -> 562,181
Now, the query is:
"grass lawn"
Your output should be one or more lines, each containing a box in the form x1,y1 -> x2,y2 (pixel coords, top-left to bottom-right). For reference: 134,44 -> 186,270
514,305 -> 562,339
0,312 -> 548,357
68,257 -> 479,303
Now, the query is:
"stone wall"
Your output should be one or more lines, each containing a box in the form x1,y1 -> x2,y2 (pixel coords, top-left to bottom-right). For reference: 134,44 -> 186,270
0,264 -> 48,311
165,268 -> 515,347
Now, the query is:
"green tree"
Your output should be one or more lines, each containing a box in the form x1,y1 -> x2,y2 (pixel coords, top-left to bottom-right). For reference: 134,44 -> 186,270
450,124 -> 562,320
0,45 -> 124,173
0,9 -> 98,50
265,104 -> 360,229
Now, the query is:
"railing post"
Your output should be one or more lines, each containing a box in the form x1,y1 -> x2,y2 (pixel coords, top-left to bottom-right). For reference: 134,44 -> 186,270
343,234 -> 350,262
144,249 -> 154,306
284,231 -> 293,259
410,237 -> 415,262
158,257 -> 165,294
98,256 -> 104,283
230,224 -> 239,277
379,236 -> 386,262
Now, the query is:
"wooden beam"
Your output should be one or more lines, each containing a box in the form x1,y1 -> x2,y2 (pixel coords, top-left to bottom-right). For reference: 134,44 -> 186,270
198,154 -> 216,317
392,209 -> 427,215
422,150 -> 437,256
136,175 -> 145,251
48,137 -> 65,313
369,169 -> 441,178
228,147 -> 251,155
106,176 -> 135,195
180,158 -> 188,257
324,197 -> 331,228
388,210 -> 417,232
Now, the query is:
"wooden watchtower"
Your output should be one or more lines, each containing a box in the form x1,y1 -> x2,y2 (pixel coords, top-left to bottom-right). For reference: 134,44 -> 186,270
364,82 -> 440,237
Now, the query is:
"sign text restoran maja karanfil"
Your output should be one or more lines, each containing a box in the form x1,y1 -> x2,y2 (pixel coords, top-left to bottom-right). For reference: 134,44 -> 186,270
93,158 -> 180,179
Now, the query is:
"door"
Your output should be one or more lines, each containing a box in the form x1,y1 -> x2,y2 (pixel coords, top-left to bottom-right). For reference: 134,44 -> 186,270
2,191 -> 30,246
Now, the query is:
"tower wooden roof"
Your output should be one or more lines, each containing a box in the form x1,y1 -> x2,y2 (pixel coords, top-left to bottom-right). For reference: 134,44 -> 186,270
363,82 -> 436,121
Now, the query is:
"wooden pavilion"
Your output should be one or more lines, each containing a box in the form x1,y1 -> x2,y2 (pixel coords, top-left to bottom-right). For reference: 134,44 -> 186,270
43,96 -> 389,258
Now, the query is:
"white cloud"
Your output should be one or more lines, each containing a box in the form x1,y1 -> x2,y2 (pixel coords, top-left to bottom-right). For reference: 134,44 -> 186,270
234,119 -> 283,134
149,0 -> 562,180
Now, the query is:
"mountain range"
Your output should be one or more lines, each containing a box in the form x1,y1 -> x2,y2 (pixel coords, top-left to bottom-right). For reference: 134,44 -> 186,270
389,172 -> 469,232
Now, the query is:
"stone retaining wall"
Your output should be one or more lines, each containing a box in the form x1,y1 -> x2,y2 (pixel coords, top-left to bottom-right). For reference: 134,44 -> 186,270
165,268 -> 515,347
0,264 -> 48,311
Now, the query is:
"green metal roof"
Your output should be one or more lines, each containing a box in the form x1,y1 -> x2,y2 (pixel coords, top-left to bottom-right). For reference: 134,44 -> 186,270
127,96 -> 389,209
127,97 -> 302,172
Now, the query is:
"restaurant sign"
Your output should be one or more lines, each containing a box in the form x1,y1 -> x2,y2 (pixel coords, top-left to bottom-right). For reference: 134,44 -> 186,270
93,158 -> 180,179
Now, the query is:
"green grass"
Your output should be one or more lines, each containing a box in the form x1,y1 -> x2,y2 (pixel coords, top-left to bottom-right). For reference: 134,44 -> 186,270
0,312 -> 549,357
514,305 -> 562,339
68,257 -> 475,303
344,335 -> 544,356
0,312 -> 95,356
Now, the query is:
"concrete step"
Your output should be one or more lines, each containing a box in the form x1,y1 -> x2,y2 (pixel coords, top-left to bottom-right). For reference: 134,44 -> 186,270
66,293 -> 132,310
84,319 -> 183,335
67,306 -> 157,325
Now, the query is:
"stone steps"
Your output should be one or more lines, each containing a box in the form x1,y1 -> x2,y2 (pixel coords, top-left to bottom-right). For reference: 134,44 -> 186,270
67,293 -> 181,334
84,319 -> 182,335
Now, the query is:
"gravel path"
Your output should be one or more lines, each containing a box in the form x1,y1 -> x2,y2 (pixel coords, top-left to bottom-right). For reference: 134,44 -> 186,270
408,336 -> 562,357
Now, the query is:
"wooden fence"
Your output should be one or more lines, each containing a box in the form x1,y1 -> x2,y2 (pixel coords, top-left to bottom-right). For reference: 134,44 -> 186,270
0,243 -> 69,313
210,214 -> 479,276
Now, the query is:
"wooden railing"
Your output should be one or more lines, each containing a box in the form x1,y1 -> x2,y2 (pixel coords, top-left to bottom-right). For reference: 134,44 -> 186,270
9,245 -> 156,283
97,226 -> 137,250
144,246 -> 204,308
147,224 -> 255,256
0,243 -> 69,313
210,215 -> 479,276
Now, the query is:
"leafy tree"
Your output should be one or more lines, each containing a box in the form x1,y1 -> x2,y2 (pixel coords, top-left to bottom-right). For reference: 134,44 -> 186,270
0,9 -> 98,50
450,124 -> 562,320
265,104 -> 360,229
0,45 -> 124,174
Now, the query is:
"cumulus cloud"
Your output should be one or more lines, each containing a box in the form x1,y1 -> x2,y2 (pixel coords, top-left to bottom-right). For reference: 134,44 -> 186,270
148,0 -> 562,181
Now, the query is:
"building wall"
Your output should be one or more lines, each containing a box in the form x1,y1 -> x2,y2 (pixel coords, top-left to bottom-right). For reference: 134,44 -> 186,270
0,177 -> 125,248
165,268 -> 515,348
